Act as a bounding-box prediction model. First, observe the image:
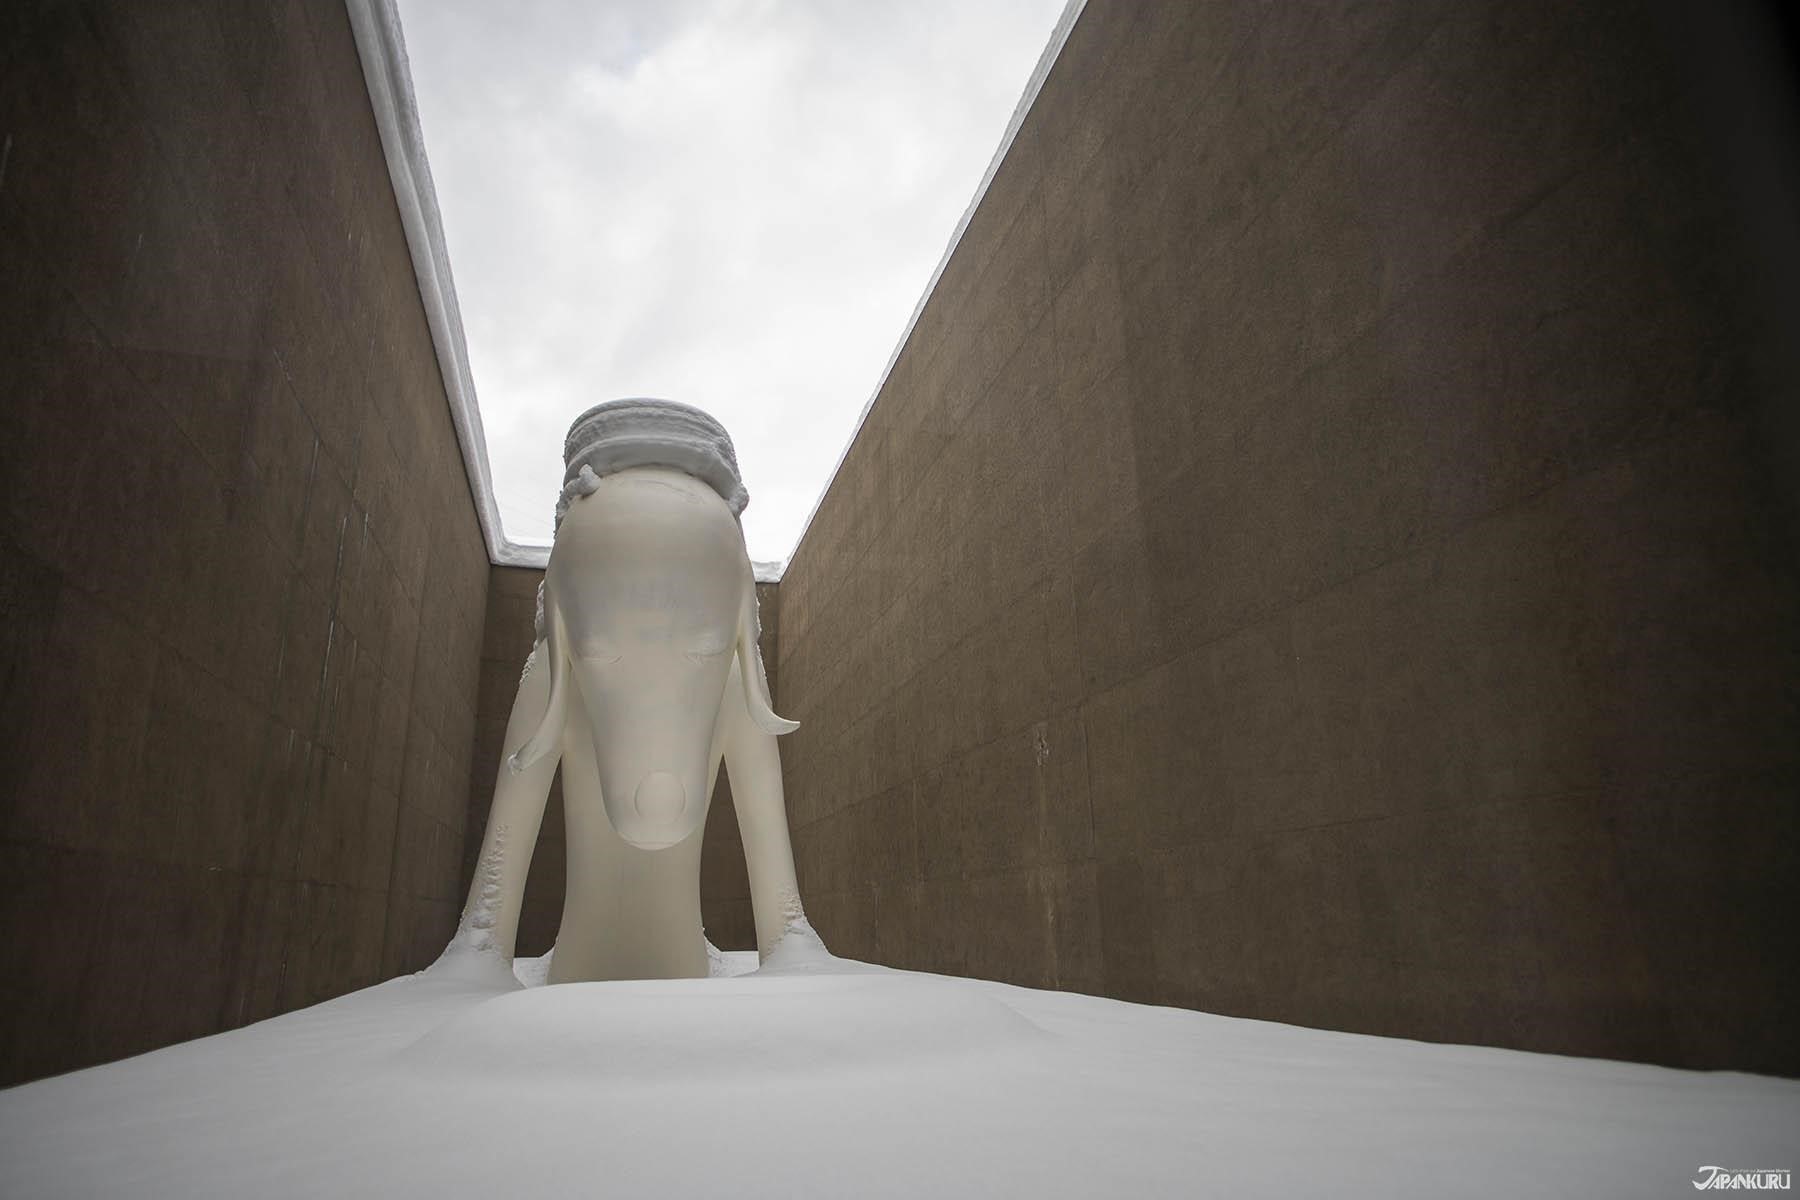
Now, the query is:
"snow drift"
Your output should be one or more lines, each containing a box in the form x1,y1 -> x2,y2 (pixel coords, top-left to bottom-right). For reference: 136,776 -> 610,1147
1,950 -> 1794,1198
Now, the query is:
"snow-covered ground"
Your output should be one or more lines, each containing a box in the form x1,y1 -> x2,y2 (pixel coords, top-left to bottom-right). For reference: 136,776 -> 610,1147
1,947 -> 1793,1199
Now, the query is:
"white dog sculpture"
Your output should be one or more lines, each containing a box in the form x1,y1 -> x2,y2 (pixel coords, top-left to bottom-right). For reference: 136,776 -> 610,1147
436,400 -> 819,984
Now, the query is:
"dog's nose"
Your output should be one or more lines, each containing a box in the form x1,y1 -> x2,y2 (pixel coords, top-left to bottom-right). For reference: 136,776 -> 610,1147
632,772 -> 686,825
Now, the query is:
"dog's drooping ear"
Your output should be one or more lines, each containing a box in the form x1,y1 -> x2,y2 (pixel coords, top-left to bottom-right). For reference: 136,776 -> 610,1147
738,579 -> 798,736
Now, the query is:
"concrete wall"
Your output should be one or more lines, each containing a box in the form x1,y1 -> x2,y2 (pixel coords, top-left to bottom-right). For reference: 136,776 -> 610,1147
466,567 -> 780,954
773,1 -> 1800,1073
0,2 -> 488,1084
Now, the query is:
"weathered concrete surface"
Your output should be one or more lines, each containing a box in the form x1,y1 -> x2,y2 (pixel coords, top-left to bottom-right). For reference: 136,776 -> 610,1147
774,1 -> 1800,1073
467,567 -> 780,954
0,3 -> 488,1083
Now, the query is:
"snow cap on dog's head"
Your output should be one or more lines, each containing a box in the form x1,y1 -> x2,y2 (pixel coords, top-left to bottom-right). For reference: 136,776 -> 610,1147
553,398 -> 748,533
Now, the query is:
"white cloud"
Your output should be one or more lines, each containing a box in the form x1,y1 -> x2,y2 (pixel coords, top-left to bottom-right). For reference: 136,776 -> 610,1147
396,0 -> 1067,561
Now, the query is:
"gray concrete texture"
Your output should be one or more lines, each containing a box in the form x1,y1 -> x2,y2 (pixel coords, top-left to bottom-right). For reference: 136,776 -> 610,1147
467,567 -> 781,955
773,1 -> 1800,1073
1,2 -> 488,1084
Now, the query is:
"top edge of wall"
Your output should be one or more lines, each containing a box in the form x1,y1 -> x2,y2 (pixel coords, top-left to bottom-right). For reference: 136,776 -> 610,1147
344,0 -> 529,567
781,0 -> 1090,581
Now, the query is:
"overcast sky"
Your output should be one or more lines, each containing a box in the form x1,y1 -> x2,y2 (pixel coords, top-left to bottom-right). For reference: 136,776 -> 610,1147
395,0 -> 1067,563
